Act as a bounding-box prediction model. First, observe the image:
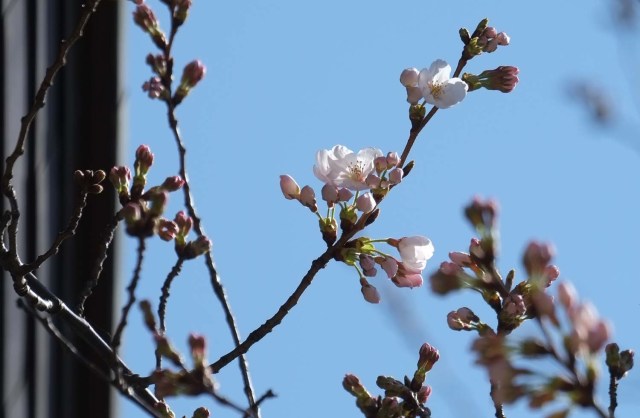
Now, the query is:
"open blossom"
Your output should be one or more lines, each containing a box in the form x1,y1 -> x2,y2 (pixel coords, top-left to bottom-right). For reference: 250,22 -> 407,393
418,60 -> 468,109
313,145 -> 383,191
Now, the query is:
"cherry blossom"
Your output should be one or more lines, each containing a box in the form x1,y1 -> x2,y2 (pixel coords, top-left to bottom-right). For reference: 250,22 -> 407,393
417,60 -> 467,109
313,145 -> 383,191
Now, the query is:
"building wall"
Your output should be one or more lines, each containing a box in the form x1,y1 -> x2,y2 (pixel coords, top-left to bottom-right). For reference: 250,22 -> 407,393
1,1 -> 123,417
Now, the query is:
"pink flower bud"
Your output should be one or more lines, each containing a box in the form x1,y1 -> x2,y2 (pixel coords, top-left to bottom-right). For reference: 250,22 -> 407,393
337,187 -> 353,202
523,240 -> 555,276
558,282 -> 577,310
161,176 -> 185,191
405,86 -> 423,105
122,202 -> 142,224
496,32 -> 510,45
374,156 -> 387,174
142,76 -> 166,99
388,167 -> 403,185
299,185 -> 317,212
158,219 -> 178,241
359,254 -> 376,271
365,173 -> 381,188
587,320 -> 612,353
380,257 -> 399,278
400,67 -> 420,87
417,342 -> 440,371
181,60 -> 206,88
417,385 -> 432,404
483,26 -> 498,38
484,38 -> 499,53
321,183 -> 339,204
279,175 -> 300,200
356,192 -> 376,213
386,152 -> 400,168
174,211 -> 193,235
449,251 -> 472,267
360,281 -> 381,304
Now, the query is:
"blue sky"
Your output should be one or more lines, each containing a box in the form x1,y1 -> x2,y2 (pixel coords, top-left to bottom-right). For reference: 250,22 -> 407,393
121,1 -> 640,417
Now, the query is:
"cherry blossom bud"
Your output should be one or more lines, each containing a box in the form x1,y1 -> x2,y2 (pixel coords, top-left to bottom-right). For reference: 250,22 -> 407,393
496,32 -> 510,45
587,320 -> 611,353
172,0 -> 192,25
430,263 -> 464,295
337,187 -> 353,202
343,374 -> 370,398
133,4 -> 167,49
279,175 -> 300,200
417,385 -> 432,404
142,76 -> 166,99
469,237 -> 485,258
321,183 -> 339,205
174,211 -> 192,247
388,167 -> 403,185
380,257 -> 399,278
356,192 -> 376,213
146,53 -> 167,77
360,280 -> 380,304
365,173 -> 381,188
184,235 -> 212,259
606,343 -> 635,379
483,26 -> 498,38
109,166 -> 132,198
400,68 -> 420,87
158,219 -> 179,241
465,196 -> 498,231
188,333 -> 207,364
417,342 -> 440,372
447,307 -> 478,331
386,152 -> 400,168
374,156 -> 387,174
175,60 -> 207,104
523,241 -> 555,277
299,185 -> 317,212
405,86 -> 424,105
162,176 -> 185,192
449,251 -> 472,267
472,66 -> 519,93
359,254 -> 376,271
484,38 -> 498,52
544,265 -> 560,286
558,281 -> 577,310
393,264 -> 423,288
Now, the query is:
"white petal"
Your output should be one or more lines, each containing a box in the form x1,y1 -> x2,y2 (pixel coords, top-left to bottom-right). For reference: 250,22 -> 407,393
435,79 -> 468,109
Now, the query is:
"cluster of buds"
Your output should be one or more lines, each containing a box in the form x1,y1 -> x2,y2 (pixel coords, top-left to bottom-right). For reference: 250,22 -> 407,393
140,301 -> 217,402
431,198 -> 560,333
133,1 -> 205,105
470,281 -> 632,414
280,145 -> 433,303
459,18 -> 510,59
73,169 -> 106,195
109,145 -> 209,258
133,1 -> 167,50
343,343 -> 438,418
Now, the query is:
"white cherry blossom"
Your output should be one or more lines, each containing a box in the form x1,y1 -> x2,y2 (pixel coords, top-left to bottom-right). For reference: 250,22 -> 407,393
313,145 -> 383,191
418,60 -> 468,109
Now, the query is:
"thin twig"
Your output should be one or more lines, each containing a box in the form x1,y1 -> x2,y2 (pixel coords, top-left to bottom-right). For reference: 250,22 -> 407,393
210,249 -> 335,373
19,272 -> 163,416
77,212 -> 122,315
22,191 -> 88,274
156,257 -> 185,368
608,374 -> 618,418
112,237 -> 146,351
17,299 -> 110,382
1,0 -> 103,257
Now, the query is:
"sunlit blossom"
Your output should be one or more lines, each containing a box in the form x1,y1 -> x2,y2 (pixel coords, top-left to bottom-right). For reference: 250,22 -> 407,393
418,60 -> 467,109
313,145 -> 383,191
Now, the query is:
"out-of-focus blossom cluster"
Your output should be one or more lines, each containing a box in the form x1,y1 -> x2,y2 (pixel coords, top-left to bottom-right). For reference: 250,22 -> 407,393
109,145 -> 210,259
280,145 -> 434,303
426,196 -> 633,415
139,301 -> 213,417
343,343 -> 438,418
